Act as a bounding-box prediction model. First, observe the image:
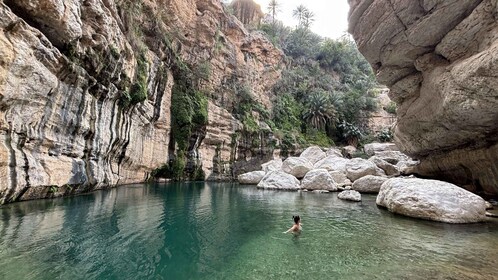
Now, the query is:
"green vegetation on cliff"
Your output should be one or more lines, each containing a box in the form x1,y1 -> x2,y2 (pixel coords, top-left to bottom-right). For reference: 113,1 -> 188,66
262,26 -> 377,148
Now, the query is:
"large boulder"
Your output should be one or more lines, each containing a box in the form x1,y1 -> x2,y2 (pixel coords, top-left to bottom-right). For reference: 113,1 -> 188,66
261,159 -> 283,173
364,143 -> 398,156
301,169 -> 337,191
377,178 -> 487,223
326,147 -> 343,157
352,175 -> 388,193
314,156 -> 350,173
345,158 -> 377,181
282,157 -> 313,178
329,171 -> 351,187
237,171 -> 266,185
257,171 -> 301,190
369,156 -> 400,176
300,146 -> 326,165
338,190 -> 362,202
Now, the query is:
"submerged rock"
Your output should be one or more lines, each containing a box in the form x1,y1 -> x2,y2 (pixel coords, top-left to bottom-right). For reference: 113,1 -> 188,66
257,171 -> 301,190
301,169 -> 337,191
352,175 -> 388,193
338,190 -> 362,202
300,146 -> 326,165
346,158 -> 377,181
237,171 -> 266,185
282,157 -> 313,178
377,178 -> 487,223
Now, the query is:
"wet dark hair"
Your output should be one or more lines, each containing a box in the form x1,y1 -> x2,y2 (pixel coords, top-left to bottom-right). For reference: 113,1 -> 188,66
293,215 -> 300,224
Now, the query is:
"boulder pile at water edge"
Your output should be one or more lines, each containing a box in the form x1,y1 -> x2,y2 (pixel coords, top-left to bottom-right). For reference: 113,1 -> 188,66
237,143 -> 494,224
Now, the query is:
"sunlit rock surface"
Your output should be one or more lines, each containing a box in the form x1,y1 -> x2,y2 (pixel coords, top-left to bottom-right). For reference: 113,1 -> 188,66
377,177 -> 487,223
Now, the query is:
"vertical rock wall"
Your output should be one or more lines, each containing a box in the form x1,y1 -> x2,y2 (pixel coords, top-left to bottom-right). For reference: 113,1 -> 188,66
0,0 -> 284,203
348,0 -> 498,195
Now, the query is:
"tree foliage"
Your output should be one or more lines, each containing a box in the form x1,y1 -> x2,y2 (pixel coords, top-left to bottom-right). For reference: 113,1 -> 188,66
258,6 -> 379,147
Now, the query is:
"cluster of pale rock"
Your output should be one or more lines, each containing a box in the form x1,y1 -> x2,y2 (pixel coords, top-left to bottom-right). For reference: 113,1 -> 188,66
238,143 -> 491,224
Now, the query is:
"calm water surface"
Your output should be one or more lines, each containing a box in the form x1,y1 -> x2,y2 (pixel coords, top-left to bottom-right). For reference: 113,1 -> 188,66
1,182 -> 497,279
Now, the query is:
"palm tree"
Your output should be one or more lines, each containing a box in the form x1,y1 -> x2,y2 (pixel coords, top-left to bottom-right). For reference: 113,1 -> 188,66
267,0 -> 280,24
302,91 -> 337,130
292,5 -> 308,27
302,10 -> 315,29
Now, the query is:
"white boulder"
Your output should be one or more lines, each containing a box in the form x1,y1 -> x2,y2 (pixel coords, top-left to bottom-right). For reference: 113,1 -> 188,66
314,156 -> 350,173
282,157 -> 313,178
257,171 -> 301,190
346,158 -> 377,181
238,171 -> 266,184
338,190 -> 362,202
370,156 -> 400,176
301,169 -> 337,191
261,159 -> 283,173
377,178 -> 487,223
364,142 -> 398,156
300,146 -> 326,165
329,171 -> 351,187
326,147 -> 343,157
352,175 -> 388,193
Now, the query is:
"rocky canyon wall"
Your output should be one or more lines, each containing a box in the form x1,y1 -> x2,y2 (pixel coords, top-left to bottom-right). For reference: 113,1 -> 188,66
348,0 -> 498,195
0,0 -> 284,203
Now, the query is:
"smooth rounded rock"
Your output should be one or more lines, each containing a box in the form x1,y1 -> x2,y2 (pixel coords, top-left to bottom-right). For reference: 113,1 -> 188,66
346,158 -> 377,181
338,190 -> 361,202
237,171 -> 266,185
314,156 -> 350,173
329,171 -> 349,187
300,146 -> 326,165
261,159 -> 283,173
376,178 -> 487,223
326,147 -> 343,157
352,175 -> 388,193
301,169 -> 337,191
282,157 -> 313,178
257,171 -> 301,190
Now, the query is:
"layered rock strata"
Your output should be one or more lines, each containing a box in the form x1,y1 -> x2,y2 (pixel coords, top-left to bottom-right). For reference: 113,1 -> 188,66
348,0 -> 498,195
0,0 -> 284,203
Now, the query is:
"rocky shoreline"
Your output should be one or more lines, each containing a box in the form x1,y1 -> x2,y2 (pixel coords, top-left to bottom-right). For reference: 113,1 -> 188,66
238,143 -> 495,224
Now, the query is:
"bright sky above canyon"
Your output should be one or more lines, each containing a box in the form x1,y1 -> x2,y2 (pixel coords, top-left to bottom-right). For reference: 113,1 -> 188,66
254,0 -> 351,39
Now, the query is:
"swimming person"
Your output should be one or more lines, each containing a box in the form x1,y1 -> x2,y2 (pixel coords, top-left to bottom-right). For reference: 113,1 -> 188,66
284,215 -> 302,234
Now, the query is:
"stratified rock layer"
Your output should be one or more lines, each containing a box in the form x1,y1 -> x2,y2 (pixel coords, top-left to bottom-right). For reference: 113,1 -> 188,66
0,0 -> 284,203
348,0 -> 498,195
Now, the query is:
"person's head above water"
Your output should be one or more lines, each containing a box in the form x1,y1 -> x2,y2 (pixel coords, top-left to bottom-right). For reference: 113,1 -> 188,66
293,215 -> 300,224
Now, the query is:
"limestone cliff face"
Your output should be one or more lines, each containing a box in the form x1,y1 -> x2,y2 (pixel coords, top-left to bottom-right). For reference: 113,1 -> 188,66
348,0 -> 498,195
0,0 -> 284,203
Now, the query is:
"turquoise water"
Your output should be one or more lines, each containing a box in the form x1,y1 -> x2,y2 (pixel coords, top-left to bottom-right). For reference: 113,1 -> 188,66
1,182 -> 497,280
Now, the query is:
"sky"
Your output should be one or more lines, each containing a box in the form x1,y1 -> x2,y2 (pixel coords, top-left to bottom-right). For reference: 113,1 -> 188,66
253,0 -> 351,39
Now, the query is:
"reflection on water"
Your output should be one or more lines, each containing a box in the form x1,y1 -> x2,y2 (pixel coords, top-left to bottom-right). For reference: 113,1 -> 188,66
0,182 -> 497,280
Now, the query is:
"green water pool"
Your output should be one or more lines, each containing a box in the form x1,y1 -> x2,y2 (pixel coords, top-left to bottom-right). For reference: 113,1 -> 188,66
1,182 -> 497,279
